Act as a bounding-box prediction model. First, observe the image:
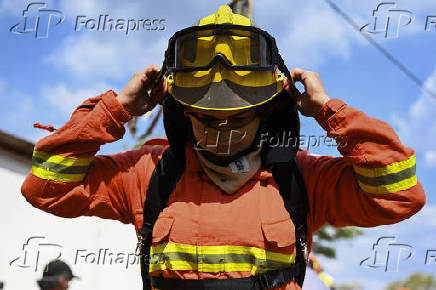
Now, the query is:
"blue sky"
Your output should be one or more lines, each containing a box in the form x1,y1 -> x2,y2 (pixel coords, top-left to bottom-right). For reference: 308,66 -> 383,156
1,0 -> 435,289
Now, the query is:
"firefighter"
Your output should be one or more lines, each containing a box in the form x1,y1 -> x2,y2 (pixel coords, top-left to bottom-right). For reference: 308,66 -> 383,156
22,5 -> 425,290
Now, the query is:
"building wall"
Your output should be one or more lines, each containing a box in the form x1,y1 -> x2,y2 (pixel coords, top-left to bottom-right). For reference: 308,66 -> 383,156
0,147 -> 142,289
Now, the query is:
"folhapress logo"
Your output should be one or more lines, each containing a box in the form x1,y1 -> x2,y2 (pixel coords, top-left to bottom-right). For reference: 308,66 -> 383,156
360,2 -> 414,38
10,2 -> 65,39
10,2 -> 166,38
360,236 -> 414,272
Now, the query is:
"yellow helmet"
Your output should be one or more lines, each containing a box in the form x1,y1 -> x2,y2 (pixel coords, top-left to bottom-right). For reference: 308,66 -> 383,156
163,5 -> 292,110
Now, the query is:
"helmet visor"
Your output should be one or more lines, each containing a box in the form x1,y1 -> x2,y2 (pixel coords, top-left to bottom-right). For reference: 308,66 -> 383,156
170,26 -> 274,72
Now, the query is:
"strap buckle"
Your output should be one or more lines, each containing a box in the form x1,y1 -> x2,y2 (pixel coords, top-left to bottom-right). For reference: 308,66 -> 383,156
136,224 -> 154,256
297,235 -> 309,264
302,241 -> 309,264
135,233 -> 146,256
296,226 -> 309,264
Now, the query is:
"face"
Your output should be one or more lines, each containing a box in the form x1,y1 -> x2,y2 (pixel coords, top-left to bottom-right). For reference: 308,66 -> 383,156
52,276 -> 69,290
184,107 -> 260,156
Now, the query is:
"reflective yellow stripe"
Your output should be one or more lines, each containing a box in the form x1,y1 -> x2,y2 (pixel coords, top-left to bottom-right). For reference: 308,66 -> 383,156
33,150 -> 93,167
32,166 -> 87,182
353,155 -> 417,194
31,150 -> 93,182
151,242 -> 294,264
149,242 -> 295,274
150,262 -> 267,274
357,175 -> 417,194
353,155 -> 416,177
150,260 -> 198,272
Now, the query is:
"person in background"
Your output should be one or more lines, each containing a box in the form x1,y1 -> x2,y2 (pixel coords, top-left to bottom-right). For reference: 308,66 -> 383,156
37,260 -> 78,290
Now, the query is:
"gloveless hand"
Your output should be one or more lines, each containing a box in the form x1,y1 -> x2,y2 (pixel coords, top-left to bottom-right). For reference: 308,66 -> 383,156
284,68 -> 330,117
117,65 -> 167,116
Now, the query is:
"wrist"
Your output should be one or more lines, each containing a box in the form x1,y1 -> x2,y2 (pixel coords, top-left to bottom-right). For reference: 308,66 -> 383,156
116,93 -> 155,116
102,91 -> 132,123
116,93 -> 129,107
313,94 -> 330,116
116,94 -> 133,115
314,98 -> 347,131
305,94 -> 330,117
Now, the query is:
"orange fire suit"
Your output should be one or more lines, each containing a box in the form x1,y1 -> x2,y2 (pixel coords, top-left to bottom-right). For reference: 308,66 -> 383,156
21,90 -> 426,289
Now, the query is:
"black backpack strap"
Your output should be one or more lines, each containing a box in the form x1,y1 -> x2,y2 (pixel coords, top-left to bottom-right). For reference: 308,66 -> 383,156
271,157 -> 309,287
261,90 -> 308,287
137,96 -> 188,290
137,147 -> 185,290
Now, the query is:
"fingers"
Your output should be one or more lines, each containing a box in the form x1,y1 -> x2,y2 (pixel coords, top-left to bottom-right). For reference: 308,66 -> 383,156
290,68 -> 324,93
290,67 -> 313,93
137,65 -> 161,89
150,75 -> 168,102
154,75 -> 167,95
145,64 -> 161,81
290,68 -> 306,83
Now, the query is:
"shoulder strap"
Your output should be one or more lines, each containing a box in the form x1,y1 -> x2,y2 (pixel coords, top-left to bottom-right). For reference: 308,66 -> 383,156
138,147 -> 184,290
271,157 -> 309,286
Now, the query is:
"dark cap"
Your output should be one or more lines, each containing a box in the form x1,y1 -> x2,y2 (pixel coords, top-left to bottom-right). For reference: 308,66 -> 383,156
38,260 -> 78,285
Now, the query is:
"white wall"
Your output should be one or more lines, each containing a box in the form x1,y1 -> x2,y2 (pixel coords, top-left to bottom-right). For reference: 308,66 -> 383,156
0,147 -> 142,290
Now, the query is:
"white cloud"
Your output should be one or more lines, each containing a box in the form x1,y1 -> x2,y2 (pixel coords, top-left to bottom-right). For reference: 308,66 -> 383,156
253,1 -> 368,68
41,82 -> 110,115
253,0 -> 436,68
391,69 -> 436,165
44,33 -> 168,82
282,4 -> 360,68
42,0 -> 235,82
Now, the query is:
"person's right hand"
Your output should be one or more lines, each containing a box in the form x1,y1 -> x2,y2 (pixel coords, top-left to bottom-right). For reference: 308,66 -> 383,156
117,65 -> 167,116
284,68 -> 330,117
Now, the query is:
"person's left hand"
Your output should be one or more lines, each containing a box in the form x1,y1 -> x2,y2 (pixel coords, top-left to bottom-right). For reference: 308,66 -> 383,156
283,68 -> 330,117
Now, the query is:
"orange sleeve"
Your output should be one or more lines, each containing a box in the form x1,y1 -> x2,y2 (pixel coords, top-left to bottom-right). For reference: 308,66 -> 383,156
297,98 -> 426,232
20,90 -> 162,224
